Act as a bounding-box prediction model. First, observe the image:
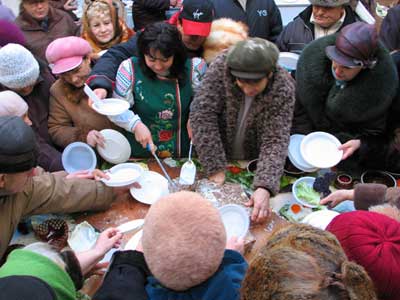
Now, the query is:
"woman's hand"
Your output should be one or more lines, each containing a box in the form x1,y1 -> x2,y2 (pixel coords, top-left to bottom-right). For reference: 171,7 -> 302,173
245,187 -> 271,223
64,0 -> 77,11
186,119 -> 193,141
226,236 -> 245,255
209,170 -> 226,185
88,88 -> 107,107
133,122 -> 154,149
320,189 -> 354,208
339,139 -> 361,160
86,130 -> 105,148
93,228 -> 123,257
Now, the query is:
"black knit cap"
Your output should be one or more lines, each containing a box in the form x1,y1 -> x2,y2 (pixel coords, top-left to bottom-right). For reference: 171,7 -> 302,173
0,116 -> 38,173
0,275 -> 56,300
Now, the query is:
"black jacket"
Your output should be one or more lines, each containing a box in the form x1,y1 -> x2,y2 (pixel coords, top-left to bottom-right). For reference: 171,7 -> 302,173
276,5 -> 358,53
132,0 -> 169,31
211,0 -> 282,42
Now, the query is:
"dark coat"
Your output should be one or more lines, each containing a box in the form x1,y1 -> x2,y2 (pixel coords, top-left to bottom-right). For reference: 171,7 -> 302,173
87,15 -> 203,97
211,0 -> 282,42
132,0 -> 169,31
190,51 -> 296,195
276,5 -> 358,53
379,4 -> 400,52
15,6 -> 80,62
293,35 -> 399,144
0,62 -> 62,172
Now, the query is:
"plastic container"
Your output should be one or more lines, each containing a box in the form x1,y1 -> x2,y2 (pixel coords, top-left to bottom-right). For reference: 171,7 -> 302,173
62,142 -> 97,174
292,176 -> 319,208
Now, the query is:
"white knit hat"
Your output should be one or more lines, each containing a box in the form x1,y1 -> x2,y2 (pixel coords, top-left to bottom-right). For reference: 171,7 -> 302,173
0,43 -> 40,89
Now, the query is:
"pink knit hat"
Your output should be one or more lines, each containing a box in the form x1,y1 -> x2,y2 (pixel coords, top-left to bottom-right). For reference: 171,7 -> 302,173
45,37 -> 92,75
327,211 -> 400,300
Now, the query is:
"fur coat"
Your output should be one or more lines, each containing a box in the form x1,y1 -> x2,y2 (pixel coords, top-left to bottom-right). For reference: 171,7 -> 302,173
190,51 -> 296,195
293,34 -> 399,143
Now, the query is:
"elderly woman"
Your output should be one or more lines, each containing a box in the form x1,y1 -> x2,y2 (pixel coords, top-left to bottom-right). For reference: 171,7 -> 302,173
292,22 -> 399,171
0,228 -> 122,300
110,22 -> 206,158
46,36 -> 117,149
81,0 -> 134,59
190,37 -> 296,223
241,223 -> 377,300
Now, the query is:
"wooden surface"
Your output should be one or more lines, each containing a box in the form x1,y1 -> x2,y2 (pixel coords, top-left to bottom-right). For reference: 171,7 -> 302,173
77,159 -> 288,295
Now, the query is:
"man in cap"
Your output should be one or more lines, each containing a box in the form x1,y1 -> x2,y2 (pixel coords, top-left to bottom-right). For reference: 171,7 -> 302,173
292,22 -> 399,172
0,116 -> 116,261
190,38 -> 296,223
276,0 -> 359,53
86,0 -> 214,99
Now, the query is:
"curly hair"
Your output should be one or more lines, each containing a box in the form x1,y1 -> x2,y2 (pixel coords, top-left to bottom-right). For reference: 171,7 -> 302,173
137,22 -> 187,84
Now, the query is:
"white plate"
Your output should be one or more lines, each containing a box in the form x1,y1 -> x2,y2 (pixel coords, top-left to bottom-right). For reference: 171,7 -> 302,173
101,163 -> 143,187
62,142 -> 97,174
288,135 -> 318,172
300,132 -> 343,169
97,129 -> 131,164
124,229 -> 143,250
301,209 -> 339,230
92,98 -> 130,116
278,52 -> 300,71
219,204 -> 249,239
117,219 -> 144,234
130,171 -> 169,205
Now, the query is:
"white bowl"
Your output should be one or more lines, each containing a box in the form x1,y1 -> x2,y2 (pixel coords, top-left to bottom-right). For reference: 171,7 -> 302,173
292,176 -> 319,208
278,52 -> 300,71
219,204 -> 250,239
130,171 -> 169,205
92,98 -> 130,116
62,142 -> 97,174
101,163 -> 144,187
97,129 -> 131,164
300,132 -> 343,169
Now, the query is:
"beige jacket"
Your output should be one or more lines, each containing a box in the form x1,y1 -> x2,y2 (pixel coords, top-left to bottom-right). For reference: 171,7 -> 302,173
0,171 -> 114,260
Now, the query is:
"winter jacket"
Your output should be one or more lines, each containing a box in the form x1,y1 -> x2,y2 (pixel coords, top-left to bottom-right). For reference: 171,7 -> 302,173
211,0 -> 282,42
48,78 -> 118,149
380,4 -> 400,51
0,62 -> 63,172
190,51 -> 296,195
132,0 -> 169,31
0,171 -> 114,260
15,6 -> 80,62
87,14 -> 203,97
293,34 -> 399,144
0,250 -> 76,300
146,250 -> 248,300
276,5 -> 358,53
352,183 -> 400,211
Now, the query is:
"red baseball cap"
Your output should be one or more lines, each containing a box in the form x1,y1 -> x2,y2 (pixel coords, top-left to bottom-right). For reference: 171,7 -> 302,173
179,0 -> 214,37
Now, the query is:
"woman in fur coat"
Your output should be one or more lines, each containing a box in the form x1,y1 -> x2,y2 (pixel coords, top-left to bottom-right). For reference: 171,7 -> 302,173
292,22 -> 399,171
190,38 -> 296,223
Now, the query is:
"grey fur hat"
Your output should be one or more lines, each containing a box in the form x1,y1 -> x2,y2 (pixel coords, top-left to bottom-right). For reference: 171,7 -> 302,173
309,0 -> 350,7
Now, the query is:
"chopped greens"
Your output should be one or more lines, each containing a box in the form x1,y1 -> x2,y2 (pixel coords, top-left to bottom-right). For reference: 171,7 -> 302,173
295,182 -> 321,205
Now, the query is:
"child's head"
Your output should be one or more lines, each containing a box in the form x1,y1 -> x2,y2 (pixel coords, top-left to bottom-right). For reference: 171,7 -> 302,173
142,191 -> 226,291
241,224 -> 376,300
85,0 -> 116,44
46,36 -> 92,88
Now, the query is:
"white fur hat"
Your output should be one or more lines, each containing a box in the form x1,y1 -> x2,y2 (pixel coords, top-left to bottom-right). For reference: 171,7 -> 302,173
0,43 -> 39,89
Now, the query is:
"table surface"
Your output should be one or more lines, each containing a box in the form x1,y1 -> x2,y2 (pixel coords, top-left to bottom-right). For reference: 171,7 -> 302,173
77,159 -> 289,296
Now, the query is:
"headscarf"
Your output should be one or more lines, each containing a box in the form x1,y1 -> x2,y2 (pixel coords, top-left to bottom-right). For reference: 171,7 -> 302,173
81,0 -> 134,54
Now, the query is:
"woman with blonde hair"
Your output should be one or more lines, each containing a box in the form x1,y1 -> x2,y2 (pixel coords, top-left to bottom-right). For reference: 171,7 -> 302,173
81,0 -> 134,58
241,224 -> 377,300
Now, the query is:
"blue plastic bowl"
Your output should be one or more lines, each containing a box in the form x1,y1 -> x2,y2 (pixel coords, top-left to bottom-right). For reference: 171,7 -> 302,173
62,142 -> 97,174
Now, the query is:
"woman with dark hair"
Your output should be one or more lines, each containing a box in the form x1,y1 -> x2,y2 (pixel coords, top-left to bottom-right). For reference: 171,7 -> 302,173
111,22 -> 207,158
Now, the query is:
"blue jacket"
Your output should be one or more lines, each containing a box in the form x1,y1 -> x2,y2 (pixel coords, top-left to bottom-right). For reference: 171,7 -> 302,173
211,0 -> 282,41
146,250 -> 248,300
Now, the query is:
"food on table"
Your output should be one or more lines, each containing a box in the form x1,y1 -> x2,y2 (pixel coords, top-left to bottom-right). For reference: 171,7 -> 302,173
279,203 -> 311,222
313,172 -> 336,197
295,181 -> 321,206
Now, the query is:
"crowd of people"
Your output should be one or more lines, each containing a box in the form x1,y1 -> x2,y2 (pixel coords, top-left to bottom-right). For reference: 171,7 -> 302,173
0,0 -> 400,299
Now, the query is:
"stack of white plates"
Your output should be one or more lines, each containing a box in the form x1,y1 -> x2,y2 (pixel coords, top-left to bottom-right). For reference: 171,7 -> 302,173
288,132 -> 343,171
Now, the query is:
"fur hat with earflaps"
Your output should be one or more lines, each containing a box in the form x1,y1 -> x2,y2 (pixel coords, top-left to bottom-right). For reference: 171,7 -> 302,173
142,191 -> 227,291
241,223 -> 377,300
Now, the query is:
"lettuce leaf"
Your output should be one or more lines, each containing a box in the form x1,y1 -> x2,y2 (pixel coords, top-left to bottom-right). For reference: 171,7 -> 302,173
295,182 -> 321,205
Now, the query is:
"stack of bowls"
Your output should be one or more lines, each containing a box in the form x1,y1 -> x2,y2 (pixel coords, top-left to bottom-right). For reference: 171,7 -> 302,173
288,135 -> 318,173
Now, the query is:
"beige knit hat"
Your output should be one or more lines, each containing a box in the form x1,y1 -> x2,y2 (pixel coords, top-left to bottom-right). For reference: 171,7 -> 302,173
142,191 -> 227,291
0,90 -> 28,118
